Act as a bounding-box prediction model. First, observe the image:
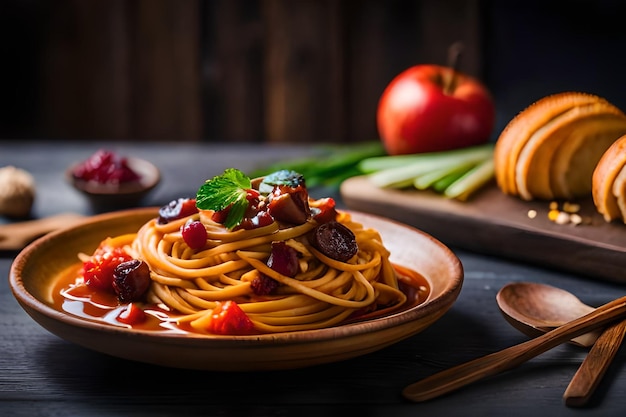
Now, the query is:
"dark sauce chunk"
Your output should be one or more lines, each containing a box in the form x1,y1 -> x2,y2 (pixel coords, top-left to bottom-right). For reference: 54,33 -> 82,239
309,221 -> 358,262
112,259 -> 151,302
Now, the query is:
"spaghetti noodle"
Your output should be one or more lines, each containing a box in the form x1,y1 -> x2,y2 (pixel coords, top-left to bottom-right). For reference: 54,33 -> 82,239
68,169 -> 408,335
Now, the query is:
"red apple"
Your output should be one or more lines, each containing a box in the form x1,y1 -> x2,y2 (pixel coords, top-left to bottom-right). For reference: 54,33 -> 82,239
377,64 -> 495,155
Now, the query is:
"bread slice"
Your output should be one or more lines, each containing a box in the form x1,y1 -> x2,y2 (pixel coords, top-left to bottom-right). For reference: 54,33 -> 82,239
494,92 -> 626,201
494,92 -> 601,197
613,168 -> 626,223
592,134 -> 626,222
516,102 -> 626,200
550,113 -> 626,199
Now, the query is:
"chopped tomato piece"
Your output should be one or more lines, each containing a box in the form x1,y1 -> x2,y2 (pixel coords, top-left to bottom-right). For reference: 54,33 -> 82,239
206,301 -> 255,335
82,245 -> 133,292
158,198 -> 198,224
211,207 -> 229,224
311,197 -> 337,223
116,303 -> 147,325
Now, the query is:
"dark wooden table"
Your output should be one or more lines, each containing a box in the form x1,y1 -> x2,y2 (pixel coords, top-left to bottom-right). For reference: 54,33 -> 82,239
1,140 -> 625,416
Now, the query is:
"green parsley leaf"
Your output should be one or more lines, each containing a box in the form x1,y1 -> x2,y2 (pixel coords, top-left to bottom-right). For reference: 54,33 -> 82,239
258,170 -> 304,194
196,168 -> 252,229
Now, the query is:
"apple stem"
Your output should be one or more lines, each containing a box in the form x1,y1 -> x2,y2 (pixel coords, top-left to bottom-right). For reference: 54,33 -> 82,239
444,42 -> 464,95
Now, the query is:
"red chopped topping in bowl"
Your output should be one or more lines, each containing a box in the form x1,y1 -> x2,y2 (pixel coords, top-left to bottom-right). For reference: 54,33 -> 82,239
72,150 -> 141,184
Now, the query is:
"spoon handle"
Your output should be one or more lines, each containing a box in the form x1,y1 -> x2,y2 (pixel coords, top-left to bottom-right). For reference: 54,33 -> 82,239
563,319 -> 626,407
402,295 -> 626,402
0,213 -> 85,250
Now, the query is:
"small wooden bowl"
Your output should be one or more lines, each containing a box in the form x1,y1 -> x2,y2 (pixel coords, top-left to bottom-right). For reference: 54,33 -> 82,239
9,209 -> 463,371
67,157 -> 160,212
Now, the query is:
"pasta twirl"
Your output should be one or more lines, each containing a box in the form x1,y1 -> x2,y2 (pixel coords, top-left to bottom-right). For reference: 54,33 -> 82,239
132,210 -> 407,334
63,169 -> 411,335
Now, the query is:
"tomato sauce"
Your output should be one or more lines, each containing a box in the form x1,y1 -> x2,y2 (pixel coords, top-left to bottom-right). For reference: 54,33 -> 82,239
53,264 -> 187,334
51,262 -> 430,334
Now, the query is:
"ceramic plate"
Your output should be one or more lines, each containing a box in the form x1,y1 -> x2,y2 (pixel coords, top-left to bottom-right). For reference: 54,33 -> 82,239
9,208 -> 463,371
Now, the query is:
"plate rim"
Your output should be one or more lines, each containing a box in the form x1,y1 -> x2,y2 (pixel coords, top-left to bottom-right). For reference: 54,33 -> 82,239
9,207 -> 463,354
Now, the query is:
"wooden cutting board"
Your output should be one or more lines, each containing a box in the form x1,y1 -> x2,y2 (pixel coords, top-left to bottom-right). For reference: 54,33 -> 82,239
340,176 -> 626,283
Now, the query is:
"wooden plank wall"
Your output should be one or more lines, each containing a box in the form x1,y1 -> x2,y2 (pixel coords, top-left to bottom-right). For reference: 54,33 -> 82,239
38,0 -> 202,142
1,0 -> 484,143
204,0 -> 485,144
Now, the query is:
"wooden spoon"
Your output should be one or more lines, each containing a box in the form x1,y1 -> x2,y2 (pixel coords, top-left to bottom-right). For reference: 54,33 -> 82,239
496,282 -> 599,347
496,282 -> 626,407
402,294 -> 626,402
0,213 -> 86,250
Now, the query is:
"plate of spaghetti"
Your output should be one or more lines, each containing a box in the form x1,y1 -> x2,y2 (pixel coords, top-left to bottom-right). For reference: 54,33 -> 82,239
10,169 -> 463,371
